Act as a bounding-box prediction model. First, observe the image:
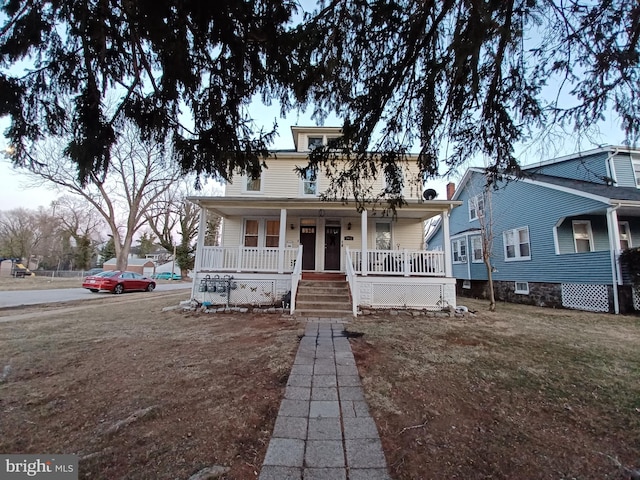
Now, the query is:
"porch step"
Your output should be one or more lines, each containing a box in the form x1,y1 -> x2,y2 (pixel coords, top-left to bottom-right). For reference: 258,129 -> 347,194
295,279 -> 353,317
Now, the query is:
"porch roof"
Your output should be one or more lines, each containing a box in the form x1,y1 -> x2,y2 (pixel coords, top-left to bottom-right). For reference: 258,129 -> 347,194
187,196 -> 462,221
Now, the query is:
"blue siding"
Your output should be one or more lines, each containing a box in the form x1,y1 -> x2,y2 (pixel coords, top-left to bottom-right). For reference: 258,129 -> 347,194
524,152 -> 609,184
612,152 -> 636,187
442,171 -> 614,285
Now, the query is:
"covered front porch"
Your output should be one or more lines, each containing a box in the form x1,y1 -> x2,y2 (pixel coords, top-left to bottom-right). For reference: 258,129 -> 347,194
188,197 -> 460,313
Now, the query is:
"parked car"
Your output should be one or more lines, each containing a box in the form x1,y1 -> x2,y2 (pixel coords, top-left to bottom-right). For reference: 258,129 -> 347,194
82,270 -> 156,294
85,268 -> 103,276
153,272 -> 182,280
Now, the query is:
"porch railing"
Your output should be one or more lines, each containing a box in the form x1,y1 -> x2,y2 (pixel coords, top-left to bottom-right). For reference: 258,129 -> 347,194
200,246 -> 298,273
349,249 -> 445,276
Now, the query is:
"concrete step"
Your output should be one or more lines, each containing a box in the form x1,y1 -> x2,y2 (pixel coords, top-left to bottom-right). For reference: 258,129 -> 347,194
297,293 -> 351,303
294,308 -> 354,317
296,300 -> 352,310
297,280 -> 348,289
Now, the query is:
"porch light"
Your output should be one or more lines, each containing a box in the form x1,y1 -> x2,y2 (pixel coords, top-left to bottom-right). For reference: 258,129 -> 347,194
319,209 -> 325,217
290,223 -> 295,230
347,222 -> 352,230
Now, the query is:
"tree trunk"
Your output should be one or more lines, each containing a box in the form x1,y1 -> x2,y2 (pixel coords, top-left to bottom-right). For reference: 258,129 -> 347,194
484,257 -> 496,311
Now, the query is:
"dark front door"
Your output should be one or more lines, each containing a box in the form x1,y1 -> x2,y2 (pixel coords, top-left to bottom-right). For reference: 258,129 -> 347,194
324,226 -> 341,270
300,226 -> 316,270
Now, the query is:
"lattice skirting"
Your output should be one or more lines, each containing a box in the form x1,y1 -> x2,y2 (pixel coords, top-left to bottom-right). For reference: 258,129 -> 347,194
561,283 -> 609,312
358,281 -> 455,310
632,286 -> 640,311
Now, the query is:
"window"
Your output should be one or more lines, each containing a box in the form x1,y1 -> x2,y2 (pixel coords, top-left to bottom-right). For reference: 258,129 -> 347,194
244,219 -> 259,247
308,136 -> 324,149
375,223 -> 391,250
514,281 -> 529,294
469,194 -> 485,221
382,165 -> 404,195
633,156 -> 640,187
244,219 -> 280,248
302,167 -> 318,195
572,220 -> 593,253
452,238 -> 467,263
471,236 -> 483,263
245,174 -> 262,193
619,221 -> 632,250
265,220 -> 280,247
503,227 -> 531,261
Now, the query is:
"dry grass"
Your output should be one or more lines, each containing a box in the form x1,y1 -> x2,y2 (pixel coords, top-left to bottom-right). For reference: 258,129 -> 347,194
349,299 -> 640,479
0,295 -> 301,479
0,276 -> 84,290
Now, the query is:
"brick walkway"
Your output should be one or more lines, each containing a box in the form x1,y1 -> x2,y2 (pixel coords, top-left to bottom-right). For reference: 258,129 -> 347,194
258,321 -> 390,480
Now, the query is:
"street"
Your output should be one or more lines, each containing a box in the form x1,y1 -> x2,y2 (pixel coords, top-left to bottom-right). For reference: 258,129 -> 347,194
0,282 -> 191,308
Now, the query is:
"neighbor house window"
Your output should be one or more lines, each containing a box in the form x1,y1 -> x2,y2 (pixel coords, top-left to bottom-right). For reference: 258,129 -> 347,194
515,281 -> 529,294
302,167 -> 318,195
619,221 -> 632,250
633,156 -> 640,187
503,226 -> 531,261
471,235 -> 483,263
469,194 -> 485,221
462,280 -> 471,289
452,238 -> 467,263
572,220 -> 594,253
375,222 -> 392,250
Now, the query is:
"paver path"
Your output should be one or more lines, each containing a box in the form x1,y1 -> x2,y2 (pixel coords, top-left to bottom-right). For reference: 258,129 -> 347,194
259,321 -> 391,480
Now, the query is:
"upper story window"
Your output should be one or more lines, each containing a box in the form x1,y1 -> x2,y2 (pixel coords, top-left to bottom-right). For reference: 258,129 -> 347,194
302,168 -> 318,196
452,238 -> 467,263
503,226 -> 531,261
308,136 -> 324,149
572,220 -> 593,252
633,156 -> 640,187
469,194 -> 485,221
244,173 -> 263,193
619,221 -> 632,250
471,235 -> 483,263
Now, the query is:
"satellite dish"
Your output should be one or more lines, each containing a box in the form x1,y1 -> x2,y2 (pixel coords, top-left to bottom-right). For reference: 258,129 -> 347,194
423,188 -> 437,200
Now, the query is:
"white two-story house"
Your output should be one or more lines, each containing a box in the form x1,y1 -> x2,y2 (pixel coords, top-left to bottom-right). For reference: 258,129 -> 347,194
188,126 -> 461,315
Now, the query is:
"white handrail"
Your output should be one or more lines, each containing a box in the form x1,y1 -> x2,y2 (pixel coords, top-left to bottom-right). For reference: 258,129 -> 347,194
290,245 -> 303,314
345,247 -> 358,316
348,249 -> 446,276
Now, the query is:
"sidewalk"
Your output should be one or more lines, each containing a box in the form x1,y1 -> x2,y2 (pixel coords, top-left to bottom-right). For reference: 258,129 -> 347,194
259,320 -> 390,480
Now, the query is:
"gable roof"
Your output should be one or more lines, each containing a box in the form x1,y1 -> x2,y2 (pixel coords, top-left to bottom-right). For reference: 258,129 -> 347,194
453,167 -> 640,206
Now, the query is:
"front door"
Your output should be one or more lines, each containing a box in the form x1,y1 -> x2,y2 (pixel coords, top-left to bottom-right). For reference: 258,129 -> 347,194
324,226 -> 341,270
300,226 -> 316,270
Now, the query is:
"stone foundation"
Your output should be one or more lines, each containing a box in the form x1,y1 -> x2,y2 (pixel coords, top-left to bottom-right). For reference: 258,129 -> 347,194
456,279 -> 635,314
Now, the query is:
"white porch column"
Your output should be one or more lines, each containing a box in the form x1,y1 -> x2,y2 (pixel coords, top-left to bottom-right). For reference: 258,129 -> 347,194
278,208 -> 287,273
361,209 -> 368,276
442,208 -> 452,277
606,206 -> 621,314
191,206 -> 208,299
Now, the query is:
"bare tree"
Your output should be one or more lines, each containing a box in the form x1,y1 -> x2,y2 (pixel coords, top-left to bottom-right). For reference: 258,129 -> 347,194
476,188 -> 497,312
23,123 -> 182,270
145,183 -> 218,272
0,207 -> 55,266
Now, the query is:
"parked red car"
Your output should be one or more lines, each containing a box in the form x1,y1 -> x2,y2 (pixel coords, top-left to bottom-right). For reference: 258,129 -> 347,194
82,270 -> 156,294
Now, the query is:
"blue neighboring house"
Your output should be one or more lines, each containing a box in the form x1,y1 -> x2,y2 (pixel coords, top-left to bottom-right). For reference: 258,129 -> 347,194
428,146 -> 640,314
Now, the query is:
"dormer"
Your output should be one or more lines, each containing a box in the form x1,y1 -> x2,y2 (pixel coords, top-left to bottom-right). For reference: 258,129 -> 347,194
291,126 -> 342,152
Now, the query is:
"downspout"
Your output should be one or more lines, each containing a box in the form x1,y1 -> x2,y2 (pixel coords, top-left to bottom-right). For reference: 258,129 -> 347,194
605,147 -> 620,185
606,204 -> 621,314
